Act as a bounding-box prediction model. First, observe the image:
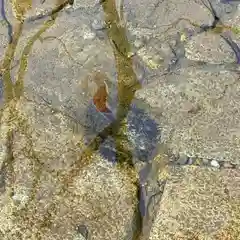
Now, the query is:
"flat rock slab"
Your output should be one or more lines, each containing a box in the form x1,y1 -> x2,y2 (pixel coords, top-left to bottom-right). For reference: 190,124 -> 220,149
0,98 -> 138,240
1,0 -> 240,165
149,166 -> 240,240
1,1 -> 240,239
136,66 -> 240,165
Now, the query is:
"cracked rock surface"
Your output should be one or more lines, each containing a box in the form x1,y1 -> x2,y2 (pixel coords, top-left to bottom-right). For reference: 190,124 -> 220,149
1,0 -> 240,239
149,166 -> 240,240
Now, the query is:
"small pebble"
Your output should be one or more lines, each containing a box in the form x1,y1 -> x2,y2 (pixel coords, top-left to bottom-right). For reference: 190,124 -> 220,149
187,157 -> 196,165
177,153 -> 189,165
201,158 -> 209,165
210,159 -> 220,168
83,31 -> 96,40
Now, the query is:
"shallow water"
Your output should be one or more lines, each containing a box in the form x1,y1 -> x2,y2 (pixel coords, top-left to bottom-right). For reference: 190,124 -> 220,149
0,0 -> 240,239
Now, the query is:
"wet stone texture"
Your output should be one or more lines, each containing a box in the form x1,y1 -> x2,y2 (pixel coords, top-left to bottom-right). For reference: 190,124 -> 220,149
0,0 -> 240,239
84,97 -> 161,164
149,166 -> 240,240
136,66 -> 240,165
129,0 -> 240,165
0,98 -> 138,240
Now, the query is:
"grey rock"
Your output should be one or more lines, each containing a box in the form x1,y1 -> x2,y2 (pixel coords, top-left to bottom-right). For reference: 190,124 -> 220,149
0,98 -> 138,240
1,0 -> 240,239
176,153 -> 189,165
136,63 -> 240,164
201,157 -> 210,165
149,166 -> 240,239
186,156 -> 195,165
76,225 -> 89,239
210,159 -> 220,168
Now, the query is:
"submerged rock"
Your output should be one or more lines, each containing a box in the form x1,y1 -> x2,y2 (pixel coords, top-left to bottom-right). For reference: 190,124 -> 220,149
83,78 -> 161,164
